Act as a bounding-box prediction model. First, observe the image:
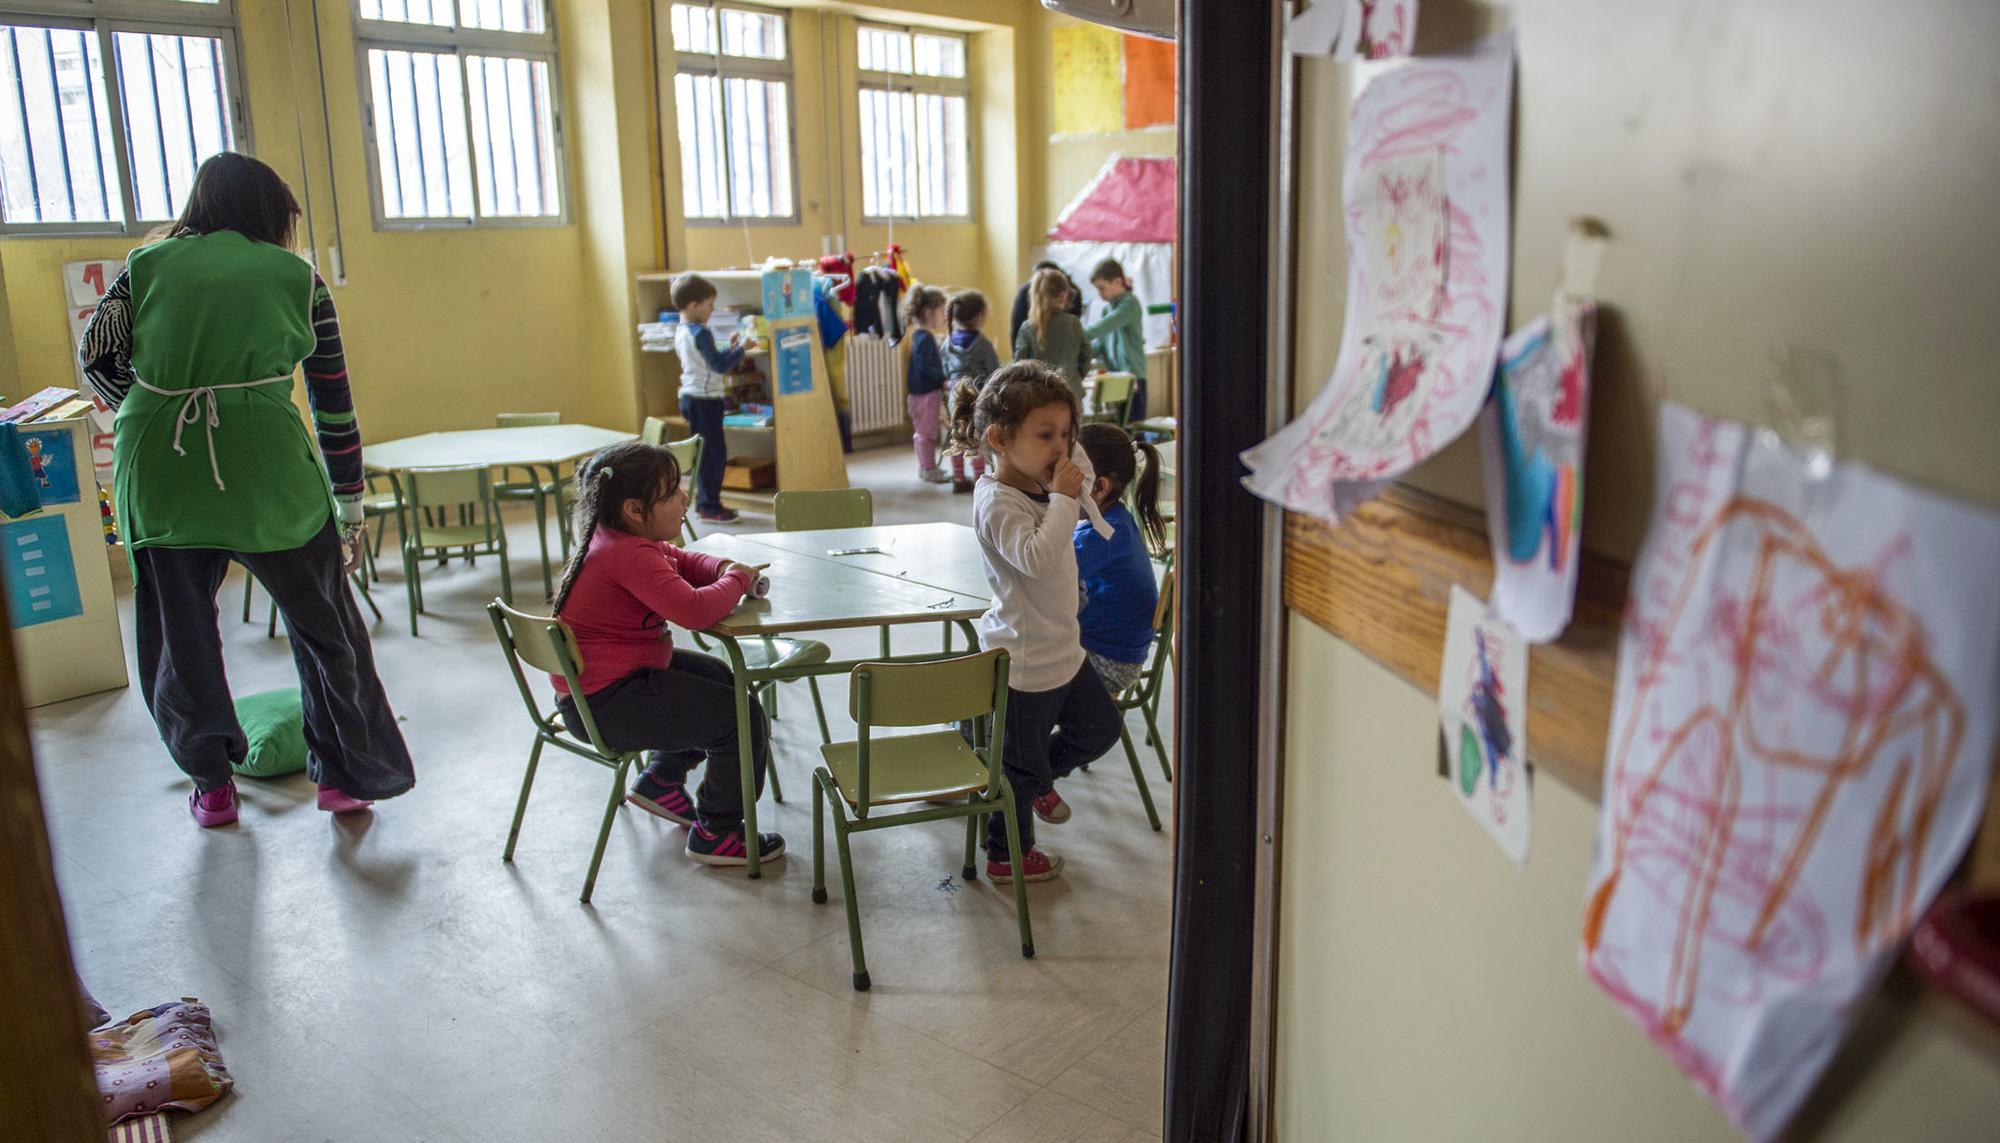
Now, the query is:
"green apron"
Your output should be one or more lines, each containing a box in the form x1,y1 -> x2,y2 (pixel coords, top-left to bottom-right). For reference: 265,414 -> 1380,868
116,232 -> 332,578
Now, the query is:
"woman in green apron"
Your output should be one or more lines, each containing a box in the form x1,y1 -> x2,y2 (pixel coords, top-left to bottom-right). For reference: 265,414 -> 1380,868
78,153 -> 414,828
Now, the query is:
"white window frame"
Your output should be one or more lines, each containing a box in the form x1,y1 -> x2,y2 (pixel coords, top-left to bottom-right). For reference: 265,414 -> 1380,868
0,1 -> 249,237
669,0 -> 797,227
351,0 -> 569,230
855,20 -> 972,224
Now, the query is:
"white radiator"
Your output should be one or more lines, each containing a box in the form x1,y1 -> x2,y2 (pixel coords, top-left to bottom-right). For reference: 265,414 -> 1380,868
845,334 -> 908,435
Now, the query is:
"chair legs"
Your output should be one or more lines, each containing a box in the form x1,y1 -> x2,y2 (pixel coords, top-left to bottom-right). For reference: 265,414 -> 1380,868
530,490 -> 554,600
962,812 -> 980,881
998,779 -> 1036,959
1140,701 -> 1172,783
581,755 -> 635,904
402,545 -> 422,637
811,770 -> 872,991
503,736 -> 546,863
1119,725 -> 1163,832
808,678 -> 832,745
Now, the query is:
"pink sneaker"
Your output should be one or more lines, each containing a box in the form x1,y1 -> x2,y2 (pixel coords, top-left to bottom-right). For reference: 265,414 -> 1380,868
1032,790 -> 1071,824
986,847 -> 1064,883
317,785 -> 374,814
189,781 -> 239,828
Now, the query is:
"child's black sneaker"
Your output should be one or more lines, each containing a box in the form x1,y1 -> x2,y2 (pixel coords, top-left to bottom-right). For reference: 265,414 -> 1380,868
697,507 -> 739,523
627,772 -> 696,827
686,825 -> 786,866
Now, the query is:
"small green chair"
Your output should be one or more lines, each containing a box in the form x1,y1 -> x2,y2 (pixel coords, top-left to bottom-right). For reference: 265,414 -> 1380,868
1115,568 -> 1176,789
664,434 -> 703,543
403,465 -> 511,635
1084,372 -> 1136,427
487,601 -> 638,903
493,412 -> 570,598
812,649 -> 1034,991
361,473 -> 403,581
774,488 -> 949,656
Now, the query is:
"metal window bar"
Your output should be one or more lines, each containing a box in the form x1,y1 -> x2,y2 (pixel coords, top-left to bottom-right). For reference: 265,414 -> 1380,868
81,28 -> 108,215
6,32 -> 42,219
39,31 -> 76,219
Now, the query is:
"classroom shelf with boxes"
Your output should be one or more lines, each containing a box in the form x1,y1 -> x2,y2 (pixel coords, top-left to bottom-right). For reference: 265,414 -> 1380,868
634,268 -> 849,509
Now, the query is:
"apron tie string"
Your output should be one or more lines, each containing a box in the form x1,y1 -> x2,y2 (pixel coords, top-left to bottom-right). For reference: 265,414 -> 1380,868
132,374 -> 290,492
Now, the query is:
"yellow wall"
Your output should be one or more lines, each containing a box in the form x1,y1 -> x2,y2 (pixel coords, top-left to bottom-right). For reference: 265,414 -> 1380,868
0,0 -> 645,442
1273,0 -> 2000,1138
1034,12 -> 1175,239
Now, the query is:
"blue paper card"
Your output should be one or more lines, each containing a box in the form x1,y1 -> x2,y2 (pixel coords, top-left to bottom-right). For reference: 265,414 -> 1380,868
3,515 -> 83,628
20,428 -> 81,505
775,327 -> 816,396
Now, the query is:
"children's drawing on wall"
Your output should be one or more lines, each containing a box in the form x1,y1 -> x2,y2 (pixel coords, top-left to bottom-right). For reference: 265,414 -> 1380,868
1479,298 -> 1596,642
1242,33 -> 1512,522
20,428 -> 82,506
1439,585 -> 1531,864
1580,403 -> 2000,1142
1289,0 -> 1420,60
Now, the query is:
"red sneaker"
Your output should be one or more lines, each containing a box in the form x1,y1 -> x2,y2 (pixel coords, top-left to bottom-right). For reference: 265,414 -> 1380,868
987,848 -> 1064,883
189,781 -> 239,828
317,785 -> 374,814
1031,790 -> 1071,824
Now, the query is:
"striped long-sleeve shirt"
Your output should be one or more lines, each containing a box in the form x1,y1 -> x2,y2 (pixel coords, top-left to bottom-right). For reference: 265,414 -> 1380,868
80,268 -> 366,524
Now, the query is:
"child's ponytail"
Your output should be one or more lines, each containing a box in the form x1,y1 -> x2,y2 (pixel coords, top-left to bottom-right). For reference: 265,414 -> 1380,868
945,379 -> 983,456
1131,439 -> 1166,556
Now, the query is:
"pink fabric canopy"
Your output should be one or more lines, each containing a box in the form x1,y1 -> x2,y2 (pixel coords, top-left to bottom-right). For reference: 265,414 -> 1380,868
1047,155 -> 1178,245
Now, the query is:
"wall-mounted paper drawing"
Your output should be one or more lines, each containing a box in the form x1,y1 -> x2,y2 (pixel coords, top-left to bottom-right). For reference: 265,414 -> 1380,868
1290,1 -> 1420,60
1580,403 -> 2000,1142
1479,298 -> 1595,643
1439,585 -> 1531,864
1242,33 -> 1512,522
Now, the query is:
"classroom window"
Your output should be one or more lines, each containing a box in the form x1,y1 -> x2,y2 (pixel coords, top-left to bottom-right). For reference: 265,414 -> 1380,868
0,4 -> 244,234
354,0 -> 564,227
856,24 -> 969,221
669,2 -> 795,223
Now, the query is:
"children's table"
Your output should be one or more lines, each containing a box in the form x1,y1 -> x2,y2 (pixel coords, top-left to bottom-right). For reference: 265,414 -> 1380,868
684,523 -> 991,874
364,424 -> 635,595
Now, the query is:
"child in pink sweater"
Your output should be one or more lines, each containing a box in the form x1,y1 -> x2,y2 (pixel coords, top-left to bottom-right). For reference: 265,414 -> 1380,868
550,442 -> 783,866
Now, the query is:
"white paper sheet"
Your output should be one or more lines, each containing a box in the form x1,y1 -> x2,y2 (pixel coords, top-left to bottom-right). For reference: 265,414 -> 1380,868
1478,297 -> 1596,643
1581,403 -> 2000,1141
1290,0 -> 1419,59
1241,33 -> 1512,522
1439,585 -> 1531,864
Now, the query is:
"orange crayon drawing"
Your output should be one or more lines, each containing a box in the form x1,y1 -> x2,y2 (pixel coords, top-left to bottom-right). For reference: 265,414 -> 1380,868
1583,498 -> 1965,1048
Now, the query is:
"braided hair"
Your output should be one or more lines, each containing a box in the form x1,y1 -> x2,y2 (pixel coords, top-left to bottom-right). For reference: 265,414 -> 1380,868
551,441 -> 682,616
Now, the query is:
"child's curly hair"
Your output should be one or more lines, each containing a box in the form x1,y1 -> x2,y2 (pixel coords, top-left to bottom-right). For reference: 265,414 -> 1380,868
946,360 -> 1079,456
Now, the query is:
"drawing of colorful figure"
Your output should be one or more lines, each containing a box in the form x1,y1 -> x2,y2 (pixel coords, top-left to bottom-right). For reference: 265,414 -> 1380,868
25,436 -> 48,488
1493,302 -> 1594,571
1457,625 -> 1517,813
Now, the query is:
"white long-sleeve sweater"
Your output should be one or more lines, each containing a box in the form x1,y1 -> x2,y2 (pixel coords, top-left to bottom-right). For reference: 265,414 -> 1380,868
972,475 -> 1086,693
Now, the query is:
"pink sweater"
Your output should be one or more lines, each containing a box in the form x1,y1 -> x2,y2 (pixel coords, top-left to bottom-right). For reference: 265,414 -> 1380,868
552,528 -> 755,696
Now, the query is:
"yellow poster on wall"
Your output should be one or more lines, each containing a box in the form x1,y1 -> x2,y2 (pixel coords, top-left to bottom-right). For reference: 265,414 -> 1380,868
1052,24 -> 1123,136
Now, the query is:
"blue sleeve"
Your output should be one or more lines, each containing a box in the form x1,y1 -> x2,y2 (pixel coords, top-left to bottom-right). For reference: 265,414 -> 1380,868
694,326 -> 744,373
909,330 -> 945,390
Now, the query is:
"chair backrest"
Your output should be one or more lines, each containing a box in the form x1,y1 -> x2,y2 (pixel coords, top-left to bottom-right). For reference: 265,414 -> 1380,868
1132,569 -> 1177,700
1094,372 -> 1134,404
497,412 -> 561,428
775,488 -> 873,532
849,649 -> 1012,807
404,465 -> 493,510
642,416 -> 670,445
664,434 -> 702,481
487,600 -> 613,749
850,648 -> 1007,728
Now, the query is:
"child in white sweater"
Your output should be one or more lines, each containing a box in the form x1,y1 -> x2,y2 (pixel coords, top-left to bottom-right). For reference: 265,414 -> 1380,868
948,363 -> 1123,883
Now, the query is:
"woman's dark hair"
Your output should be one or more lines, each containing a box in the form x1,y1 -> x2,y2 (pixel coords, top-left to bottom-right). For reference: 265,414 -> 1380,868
1078,422 -> 1165,555
901,283 -> 947,330
552,442 -> 683,615
947,289 -> 987,328
167,152 -> 301,247
947,361 -> 1079,457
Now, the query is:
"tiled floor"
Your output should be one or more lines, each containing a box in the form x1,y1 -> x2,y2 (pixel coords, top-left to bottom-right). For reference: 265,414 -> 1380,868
33,446 -> 1171,1142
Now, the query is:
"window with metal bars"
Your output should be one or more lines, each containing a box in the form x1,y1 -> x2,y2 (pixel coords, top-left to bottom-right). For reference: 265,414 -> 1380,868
354,0 -> 564,227
0,2 -> 244,234
856,23 -> 969,222
668,2 -> 794,223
